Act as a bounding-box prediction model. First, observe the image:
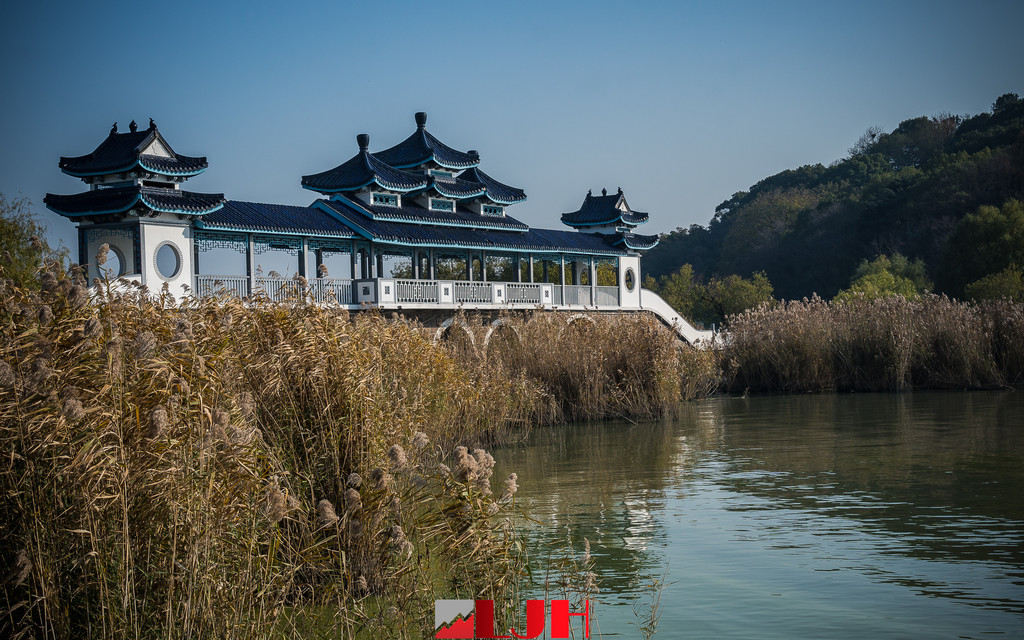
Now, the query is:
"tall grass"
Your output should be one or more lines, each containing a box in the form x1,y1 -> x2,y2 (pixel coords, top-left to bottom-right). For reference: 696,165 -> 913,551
0,261 -> 711,638
446,311 -> 720,423
725,294 -> 1024,392
0,264 -> 533,638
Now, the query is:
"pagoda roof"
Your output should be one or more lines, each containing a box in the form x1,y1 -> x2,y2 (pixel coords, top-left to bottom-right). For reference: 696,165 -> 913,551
372,112 -> 479,170
59,121 -> 208,178
561,189 -> 649,228
198,201 -> 358,237
337,194 -> 529,231
457,166 -> 527,205
429,177 -> 488,200
44,186 -> 224,219
318,198 -> 629,255
609,231 -> 660,251
301,134 -> 430,194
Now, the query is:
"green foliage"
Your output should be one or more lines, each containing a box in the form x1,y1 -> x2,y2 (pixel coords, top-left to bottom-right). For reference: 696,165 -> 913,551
965,265 -> 1024,301
644,91 -> 1024,300
941,199 -> 1024,294
835,253 -> 932,302
647,263 -> 774,326
0,193 -> 52,287
705,272 -> 775,323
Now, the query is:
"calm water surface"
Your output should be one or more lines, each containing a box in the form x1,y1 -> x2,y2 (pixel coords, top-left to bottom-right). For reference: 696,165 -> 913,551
493,392 -> 1024,639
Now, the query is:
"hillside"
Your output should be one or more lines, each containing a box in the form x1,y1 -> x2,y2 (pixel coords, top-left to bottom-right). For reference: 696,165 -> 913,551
645,92 -> 1024,300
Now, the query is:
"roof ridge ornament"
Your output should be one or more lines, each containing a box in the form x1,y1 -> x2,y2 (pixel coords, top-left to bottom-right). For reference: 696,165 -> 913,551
357,133 -> 370,152
602,188 -> 607,196
129,120 -> 138,133
468,149 -> 480,161
149,118 -> 157,131
110,122 -> 118,136
415,111 -> 427,129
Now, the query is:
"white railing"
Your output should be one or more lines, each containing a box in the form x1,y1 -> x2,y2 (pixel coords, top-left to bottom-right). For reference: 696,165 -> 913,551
506,283 -> 542,304
454,282 -> 491,303
195,275 -> 249,298
595,286 -> 619,307
396,279 -> 439,303
193,276 -> 624,317
255,277 -> 303,302
563,285 -> 592,306
312,278 -> 353,304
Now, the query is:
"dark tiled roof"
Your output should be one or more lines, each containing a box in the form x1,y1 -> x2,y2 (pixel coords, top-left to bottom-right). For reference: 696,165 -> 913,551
59,125 -> 208,177
610,232 -> 660,251
372,112 -> 479,170
431,178 -> 487,200
44,186 -> 224,218
302,146 -> 430,194
457,167 -> 527,205
342,195 -> 529,231
318,199 -> 628,255
561,190 -> 649,227
199,201 -> 357,237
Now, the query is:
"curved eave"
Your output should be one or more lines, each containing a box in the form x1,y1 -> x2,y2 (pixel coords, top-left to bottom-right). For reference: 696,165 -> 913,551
430,181 -> 487,200
611,234 -> 660,251
59,158 -> 207,179
138,155 -> 208,177
459,167 -> 527,205
45,193 -> 142,218
44,188 -> 224,218
141,196 -> 224,217
561,212 -> 649,227
482,192 -> 527,206
302,153 -> 429,194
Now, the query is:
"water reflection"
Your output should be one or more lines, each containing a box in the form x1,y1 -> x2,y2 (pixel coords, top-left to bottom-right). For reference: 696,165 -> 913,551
494,392 -> 1024,639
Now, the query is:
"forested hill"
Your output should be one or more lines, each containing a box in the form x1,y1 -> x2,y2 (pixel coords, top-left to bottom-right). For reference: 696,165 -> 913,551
645,92 -> 1024,300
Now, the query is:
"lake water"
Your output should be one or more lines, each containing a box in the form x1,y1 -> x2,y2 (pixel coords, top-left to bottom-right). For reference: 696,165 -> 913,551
493,392 -> 1024,639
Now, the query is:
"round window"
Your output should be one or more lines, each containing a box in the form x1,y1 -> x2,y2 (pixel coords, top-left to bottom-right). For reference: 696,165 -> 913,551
155,242 -> 181,280
102,246 -> 125,279
625,267 -> 636,292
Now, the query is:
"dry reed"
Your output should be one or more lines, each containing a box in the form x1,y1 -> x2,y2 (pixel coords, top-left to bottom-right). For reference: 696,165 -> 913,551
725,294 -> 1024,392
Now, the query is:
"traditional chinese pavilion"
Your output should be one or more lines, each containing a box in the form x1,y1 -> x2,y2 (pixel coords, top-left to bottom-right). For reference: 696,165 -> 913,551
45,113 -> 713,344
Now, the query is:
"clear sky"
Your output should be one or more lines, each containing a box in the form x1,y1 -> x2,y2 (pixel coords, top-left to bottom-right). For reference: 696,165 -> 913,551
2,0 -> 1022,253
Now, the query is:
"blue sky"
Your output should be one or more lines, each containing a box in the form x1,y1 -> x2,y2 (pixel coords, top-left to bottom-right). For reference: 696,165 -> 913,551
2,0 -> 1022,252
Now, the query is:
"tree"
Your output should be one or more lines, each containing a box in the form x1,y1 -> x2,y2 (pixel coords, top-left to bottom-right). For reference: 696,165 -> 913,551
834,253 -> 931,302
647,263 -> 774,326
702,271 -> 775,323
992,92 -> 1021,114
941,199 -> 1024,294
0,193 -> 52,287
964,265 -> 1024,301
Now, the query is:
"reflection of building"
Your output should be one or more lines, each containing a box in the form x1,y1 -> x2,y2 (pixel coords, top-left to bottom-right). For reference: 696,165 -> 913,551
45,114 -> 713,344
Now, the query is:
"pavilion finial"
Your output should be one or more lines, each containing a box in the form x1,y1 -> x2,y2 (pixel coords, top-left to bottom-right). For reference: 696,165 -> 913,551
110,122 -> 118,136
357,133 -> 370,152
129,120 -> 138,133
149,118 -> 156,131
415,112 -> 427,129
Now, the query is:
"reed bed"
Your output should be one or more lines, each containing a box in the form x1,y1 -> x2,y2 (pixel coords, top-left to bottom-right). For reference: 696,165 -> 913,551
725,294 -> 1024,392
0,258 -> 712,638
0,262 -> 533,639
448,311 -> 719,423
